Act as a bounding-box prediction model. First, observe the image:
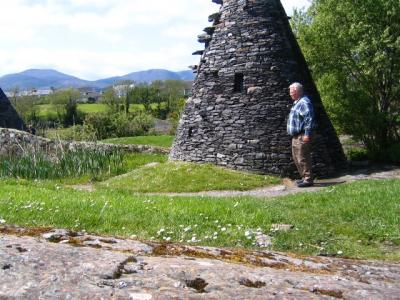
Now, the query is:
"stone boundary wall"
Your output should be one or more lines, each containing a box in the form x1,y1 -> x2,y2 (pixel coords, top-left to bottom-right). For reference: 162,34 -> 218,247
0,128 -> 170,157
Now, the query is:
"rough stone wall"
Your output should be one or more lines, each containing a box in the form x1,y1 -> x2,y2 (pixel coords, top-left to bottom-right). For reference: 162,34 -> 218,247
0,88 -> 25,131
170,0 -> 347,178
0,128 -> 169,157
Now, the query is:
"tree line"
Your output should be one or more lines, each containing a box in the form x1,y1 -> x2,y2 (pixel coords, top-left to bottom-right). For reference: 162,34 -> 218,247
13,79 -> 188,140
291,0 -> 400,162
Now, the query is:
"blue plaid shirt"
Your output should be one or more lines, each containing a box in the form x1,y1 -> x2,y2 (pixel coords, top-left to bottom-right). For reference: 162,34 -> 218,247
287,95 -> 315,137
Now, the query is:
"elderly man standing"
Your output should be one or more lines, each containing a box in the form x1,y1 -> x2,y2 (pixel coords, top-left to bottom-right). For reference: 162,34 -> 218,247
287,82 -> 315,187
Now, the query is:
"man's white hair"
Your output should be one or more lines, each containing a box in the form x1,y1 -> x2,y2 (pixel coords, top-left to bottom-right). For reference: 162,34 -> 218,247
289,82 -> 304,94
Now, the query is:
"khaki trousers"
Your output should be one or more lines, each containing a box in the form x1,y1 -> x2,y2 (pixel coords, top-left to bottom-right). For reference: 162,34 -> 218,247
292,134 -> 313,182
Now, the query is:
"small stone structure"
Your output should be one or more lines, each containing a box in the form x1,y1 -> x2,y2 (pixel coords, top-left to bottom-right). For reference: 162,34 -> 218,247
0,87 -> 25,130
170,0 -> 347,178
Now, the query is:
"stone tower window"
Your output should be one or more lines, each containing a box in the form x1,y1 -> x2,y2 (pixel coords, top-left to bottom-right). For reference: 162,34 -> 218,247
233,73 -> 244,93
188,127 -> 194,138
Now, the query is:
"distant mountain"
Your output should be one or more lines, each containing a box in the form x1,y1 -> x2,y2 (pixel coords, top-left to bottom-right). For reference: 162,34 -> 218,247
0,68 -> 195,91
0,69 -> 93,91
95,69 -> 194,87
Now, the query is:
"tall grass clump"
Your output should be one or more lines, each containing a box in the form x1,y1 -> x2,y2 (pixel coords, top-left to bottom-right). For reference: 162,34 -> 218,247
0,148 -> 124,180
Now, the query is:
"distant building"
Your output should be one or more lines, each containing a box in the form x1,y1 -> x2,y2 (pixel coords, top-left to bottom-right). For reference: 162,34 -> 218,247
77,88 -> 101,103
113,83 -> 135,98
7,89 -> 53,97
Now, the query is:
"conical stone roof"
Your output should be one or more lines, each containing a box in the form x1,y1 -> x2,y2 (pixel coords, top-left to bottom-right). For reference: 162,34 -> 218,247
170,0 -> 346,178
0,88 -> 26,130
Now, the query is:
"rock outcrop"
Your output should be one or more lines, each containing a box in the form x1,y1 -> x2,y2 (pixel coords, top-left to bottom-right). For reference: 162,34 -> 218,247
170,0 -> 347,178
1,227 -> 399,299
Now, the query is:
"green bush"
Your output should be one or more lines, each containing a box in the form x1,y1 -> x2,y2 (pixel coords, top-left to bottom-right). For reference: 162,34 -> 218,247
84,112 -> 154,140
347,148 -> 369,161
385,143 -> 400,164
84,113 -> 115,140
46,125 -> 97,141
129,112 -> 154,135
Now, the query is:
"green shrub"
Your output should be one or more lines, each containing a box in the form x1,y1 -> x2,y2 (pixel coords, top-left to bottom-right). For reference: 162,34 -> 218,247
84,112 -> 154,140
347,148 -> 369,161
385,143 -> 400,164
46,125 -> 97,141
129,112 -> 154,135
84,113 -> 115,140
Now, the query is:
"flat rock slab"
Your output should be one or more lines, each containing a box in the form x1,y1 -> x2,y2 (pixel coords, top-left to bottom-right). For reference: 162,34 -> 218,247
1,228 -> 400,299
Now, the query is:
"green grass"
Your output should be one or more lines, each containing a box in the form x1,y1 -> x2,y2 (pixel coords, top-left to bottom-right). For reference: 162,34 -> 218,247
102,161 -> 280,193
0,179 -> 399,260
54,153 -> 168,185
37,104 -> 57,118
0,150 -> 167,185
77,103 -> 108,114
0,148 -> 124,180
102,135 -> 174,147
122,153 -> 167,171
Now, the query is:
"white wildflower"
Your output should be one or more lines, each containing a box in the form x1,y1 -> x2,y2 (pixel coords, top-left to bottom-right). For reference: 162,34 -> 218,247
157,228 -> 165,235
0,219 -> 6,224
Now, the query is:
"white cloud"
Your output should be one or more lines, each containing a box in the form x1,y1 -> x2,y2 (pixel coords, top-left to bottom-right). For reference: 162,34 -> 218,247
282,0 -> 311,14
0,0 -> 310,80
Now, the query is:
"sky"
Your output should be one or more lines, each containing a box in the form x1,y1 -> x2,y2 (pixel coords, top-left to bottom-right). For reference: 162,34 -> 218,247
0,0 -> 311,80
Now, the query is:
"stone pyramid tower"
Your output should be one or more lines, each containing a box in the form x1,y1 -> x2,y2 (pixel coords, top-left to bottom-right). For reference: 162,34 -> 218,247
170,0 -> 346,178
0,88 -> 26,130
